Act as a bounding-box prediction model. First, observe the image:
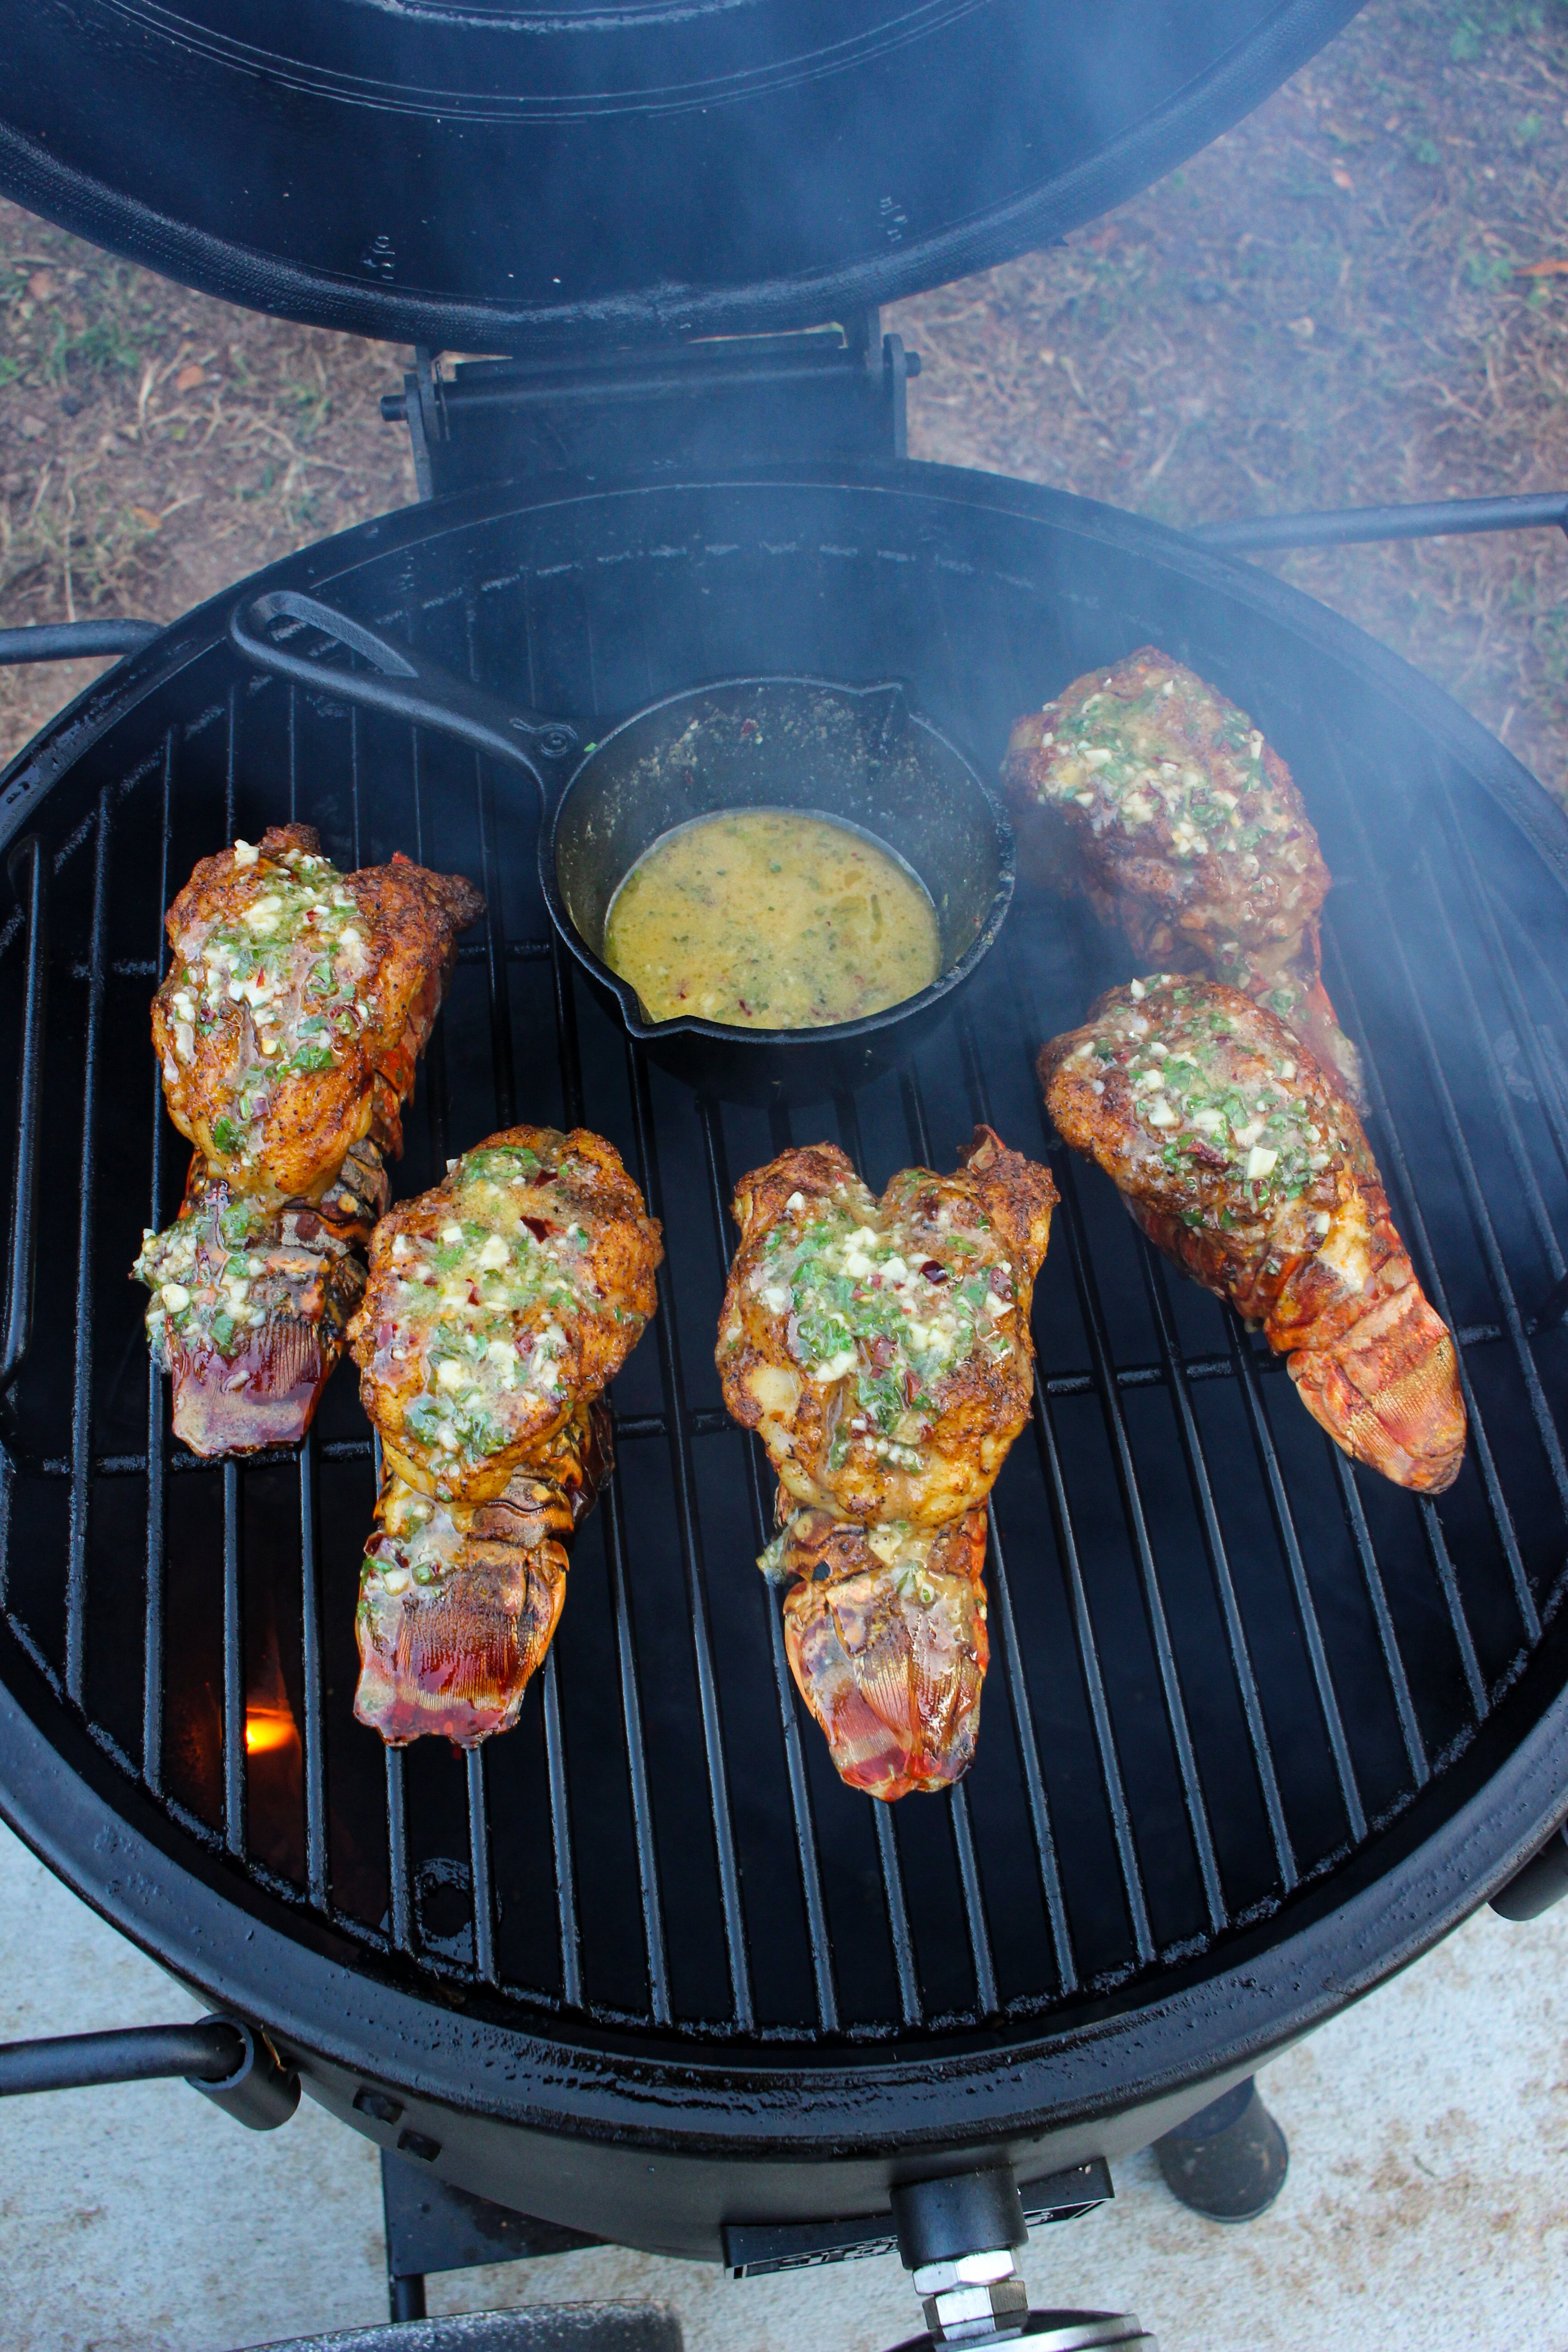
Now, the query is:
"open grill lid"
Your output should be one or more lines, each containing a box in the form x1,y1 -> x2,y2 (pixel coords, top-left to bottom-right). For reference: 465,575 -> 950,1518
0,0 -> 1360,350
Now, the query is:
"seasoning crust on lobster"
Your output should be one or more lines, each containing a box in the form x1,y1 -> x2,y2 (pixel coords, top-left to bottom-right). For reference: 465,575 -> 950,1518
351,1126 -> 662,1505
1040,974 -> 1465,1492
1003,648 -> 1364,1104
152,823 -> 483,1196
717,1130 -> 1056,1531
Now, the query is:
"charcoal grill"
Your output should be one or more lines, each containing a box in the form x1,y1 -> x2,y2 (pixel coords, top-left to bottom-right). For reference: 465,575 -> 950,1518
1,0 -> 1568,2329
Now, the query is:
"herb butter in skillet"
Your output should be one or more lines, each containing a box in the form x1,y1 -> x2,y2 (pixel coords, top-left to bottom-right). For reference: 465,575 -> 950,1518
603,808 -> 941,1029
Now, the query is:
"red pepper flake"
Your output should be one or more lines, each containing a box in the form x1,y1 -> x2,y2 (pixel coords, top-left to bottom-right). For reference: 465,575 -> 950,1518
920,1259 -> 948,1284
520,1215 -> 555,1242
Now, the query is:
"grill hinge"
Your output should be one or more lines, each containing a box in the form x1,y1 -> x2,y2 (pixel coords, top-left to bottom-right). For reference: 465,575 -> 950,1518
383,312 -> 919,500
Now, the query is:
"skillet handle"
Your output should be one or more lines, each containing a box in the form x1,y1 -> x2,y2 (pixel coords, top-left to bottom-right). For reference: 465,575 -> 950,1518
228,589 -> 579,773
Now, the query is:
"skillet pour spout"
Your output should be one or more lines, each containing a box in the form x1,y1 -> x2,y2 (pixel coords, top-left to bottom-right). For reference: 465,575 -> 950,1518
230,592 -> 1014,1104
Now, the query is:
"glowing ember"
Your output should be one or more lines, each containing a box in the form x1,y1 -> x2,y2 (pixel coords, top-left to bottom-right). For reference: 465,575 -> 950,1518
244,1705 -> 298,1757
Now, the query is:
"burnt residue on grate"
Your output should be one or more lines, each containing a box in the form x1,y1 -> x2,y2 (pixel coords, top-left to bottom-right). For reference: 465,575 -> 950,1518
1,477 -> 1566,2051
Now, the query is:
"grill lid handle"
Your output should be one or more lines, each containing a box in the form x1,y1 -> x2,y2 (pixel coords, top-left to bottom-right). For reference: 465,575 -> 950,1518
230,589 -> 579,776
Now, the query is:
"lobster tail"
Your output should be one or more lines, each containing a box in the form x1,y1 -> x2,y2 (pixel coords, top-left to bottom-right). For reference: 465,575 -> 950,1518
355,1539 -> 568,1749
353,1401 -> 613,1747
1289,1280 -> 1466,1494
773,1509 -> 989,1802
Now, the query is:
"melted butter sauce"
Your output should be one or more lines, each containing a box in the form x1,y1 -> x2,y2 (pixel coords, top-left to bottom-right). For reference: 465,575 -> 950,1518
603,808 -> 941,1029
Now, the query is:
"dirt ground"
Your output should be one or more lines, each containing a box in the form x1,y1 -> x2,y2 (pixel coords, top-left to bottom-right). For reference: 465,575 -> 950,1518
3,0 -> 1568,798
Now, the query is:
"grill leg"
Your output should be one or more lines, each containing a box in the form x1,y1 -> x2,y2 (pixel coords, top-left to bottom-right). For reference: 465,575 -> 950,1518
389,2273 -> 427,2324
1153,2077 -> 1289,2222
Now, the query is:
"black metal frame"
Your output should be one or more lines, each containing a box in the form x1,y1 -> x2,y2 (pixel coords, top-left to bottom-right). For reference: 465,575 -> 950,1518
0,461 -> 1566,2263
0,0 -> 1363,353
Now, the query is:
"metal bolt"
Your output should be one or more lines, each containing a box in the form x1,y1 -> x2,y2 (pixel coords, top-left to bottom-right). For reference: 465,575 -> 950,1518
912,2249 -> 1018,2296
916,2249 -> 1031,2346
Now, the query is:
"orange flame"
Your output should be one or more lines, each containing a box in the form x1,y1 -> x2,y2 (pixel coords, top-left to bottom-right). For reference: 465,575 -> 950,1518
244,1705 -> 299,1758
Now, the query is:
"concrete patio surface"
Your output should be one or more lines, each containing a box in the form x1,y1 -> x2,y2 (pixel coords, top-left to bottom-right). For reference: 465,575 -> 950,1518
3,1818 -> 1565,2352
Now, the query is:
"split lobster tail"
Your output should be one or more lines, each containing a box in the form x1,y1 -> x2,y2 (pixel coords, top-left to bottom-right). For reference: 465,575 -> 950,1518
1040,974 -> 1466,1495
768,1507 -> 990,1803
1289,1281 -> 1466,1495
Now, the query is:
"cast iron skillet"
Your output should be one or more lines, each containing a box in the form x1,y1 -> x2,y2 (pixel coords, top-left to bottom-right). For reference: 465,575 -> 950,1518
230,589 -> 1014,1102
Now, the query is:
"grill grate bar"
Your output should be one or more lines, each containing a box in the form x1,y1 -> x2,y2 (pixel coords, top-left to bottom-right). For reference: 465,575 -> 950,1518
948,1787 -> 998,2015
66,791 -> 112,1706
1329,748 -> 1553,1630
1029,1357 -> 1154,1966
1422,1499 -> 1489,1719
466,1747 -> 498,1984
540,1647 -> 582,2007
1142,1249 -> 1298,1890
0,838 -> 47,1393
873,1803 -> 921,2027
1397,852 -> 1568,1578
222,1458 -> 245,1857
1328,927 -> 1547,1635
1225,1316 -> 1367,1846
700,1100 -> 838,2036
1457,823 -> 1568,1270
626,1048 -> 753,2031
472,726 -> 516,1130
601,1465 -> 672,2026
385,1745 -> 413,1952
1004,941 -> 1164,1962
895,1067 -> 1000,2012
1421,820 -> 1567,1283
142,734 -> 176,1792
950,1011 -> 1080,1989
1498,920 -> 1568,1229
1320,943 -> 1504,1704
551,937 -> 585,1132
1054,1154 -> 1228,1935
982,1506 -> 1077,1993
542,872 -> 673,2021
1328,1443 -> 1429,1789
299,1431 -> 328,1909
